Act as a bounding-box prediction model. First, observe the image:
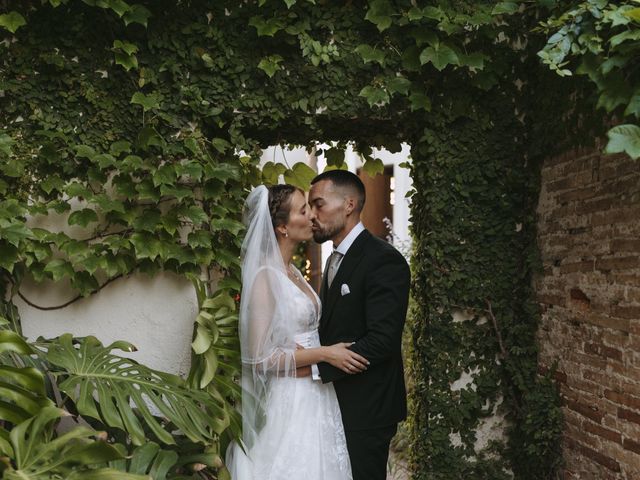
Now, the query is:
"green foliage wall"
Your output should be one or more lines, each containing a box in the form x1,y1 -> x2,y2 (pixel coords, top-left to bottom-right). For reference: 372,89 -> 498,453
408,90 -> 562,479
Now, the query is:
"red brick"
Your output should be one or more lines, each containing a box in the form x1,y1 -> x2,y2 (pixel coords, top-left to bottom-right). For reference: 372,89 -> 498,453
595,256 -> 640,272
566,398 -> 605,423
605,390 -> 640,411
618,407 -> 640,425
567,438 -> 621,472
611,238 -> 640,252
583,421 -> 622,444
611,305 -> 640,320
561,260 -> 595,274
575,197 -> 615,215
583,313 -> 631,333
622,437 -> 640,455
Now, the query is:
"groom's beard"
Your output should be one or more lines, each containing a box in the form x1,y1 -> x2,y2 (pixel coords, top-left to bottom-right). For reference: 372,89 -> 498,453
312,220 -> 345,244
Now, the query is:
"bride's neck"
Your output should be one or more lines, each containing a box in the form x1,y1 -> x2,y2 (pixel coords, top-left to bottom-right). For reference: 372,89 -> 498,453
278,239 -> 297,268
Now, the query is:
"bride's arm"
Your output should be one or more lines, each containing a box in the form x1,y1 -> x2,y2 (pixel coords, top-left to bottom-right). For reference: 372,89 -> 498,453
293,343 -> 368,373
245,269 -> 368,374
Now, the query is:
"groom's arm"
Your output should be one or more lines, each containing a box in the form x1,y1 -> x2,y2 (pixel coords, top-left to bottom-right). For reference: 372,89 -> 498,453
318,250 -> 410,383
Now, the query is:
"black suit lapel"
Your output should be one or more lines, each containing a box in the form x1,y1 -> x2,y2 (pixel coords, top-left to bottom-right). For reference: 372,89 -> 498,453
321,230 -> 371,326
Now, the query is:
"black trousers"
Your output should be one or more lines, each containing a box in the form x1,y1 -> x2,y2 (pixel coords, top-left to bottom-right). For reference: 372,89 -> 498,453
345,424 -> 397,480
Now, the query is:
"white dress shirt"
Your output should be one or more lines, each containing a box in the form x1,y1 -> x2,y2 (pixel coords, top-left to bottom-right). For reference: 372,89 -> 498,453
312,222 -> 365,381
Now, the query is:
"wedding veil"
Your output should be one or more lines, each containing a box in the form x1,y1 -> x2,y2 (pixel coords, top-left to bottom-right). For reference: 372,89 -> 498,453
236,185 -> 299,451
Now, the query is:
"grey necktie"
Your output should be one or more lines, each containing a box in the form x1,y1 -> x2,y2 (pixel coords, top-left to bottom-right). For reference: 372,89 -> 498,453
326,250 -> 343,288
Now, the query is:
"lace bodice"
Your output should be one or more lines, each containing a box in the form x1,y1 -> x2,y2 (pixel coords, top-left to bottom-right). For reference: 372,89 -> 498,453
284,267 -> 321,334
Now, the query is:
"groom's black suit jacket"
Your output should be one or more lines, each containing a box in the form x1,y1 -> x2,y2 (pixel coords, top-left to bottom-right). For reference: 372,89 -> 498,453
318,229 -> 410,431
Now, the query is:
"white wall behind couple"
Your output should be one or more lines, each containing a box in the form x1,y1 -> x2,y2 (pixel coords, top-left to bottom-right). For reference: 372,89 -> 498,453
17,144 -> 414,376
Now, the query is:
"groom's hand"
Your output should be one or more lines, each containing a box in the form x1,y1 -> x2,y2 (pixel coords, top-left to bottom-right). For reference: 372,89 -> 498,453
296,366 -> 312,377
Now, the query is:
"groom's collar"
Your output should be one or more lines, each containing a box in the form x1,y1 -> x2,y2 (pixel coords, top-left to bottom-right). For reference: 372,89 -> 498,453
333,222 -> 365,255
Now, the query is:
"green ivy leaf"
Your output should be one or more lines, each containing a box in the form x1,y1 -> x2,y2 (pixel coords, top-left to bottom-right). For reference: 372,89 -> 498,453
152,164 -> 177,186
93,194 -> 126,214
75,145 -> 97,159
0,242 -> 19,271
183,205 -> 208,225
211,138 -> 231,153
248,16 -> 284,36
0,11 -> 27,33
71,270 -> 100,296
210,218 -> 244,236
0,133 -> 15,158
40,176 -> 65,194
325,148 -> 345,167
113,40 -> 139,71
109,140 -> 132,156
176,161 -> 203,181
123,4 -> 152,26
0,220 -> 34,246
135,179 -> 160,201
419,44 -> 459,71
131,92 -> 162,112
409,92 -> 432,112
354,44 -> 386,65
625,92 -> 640,118
130,233 -> 162,260
44,258 -> 75,281
387,77 -> 411,96
365,0 -> 394,32
121,154 -> 144,172
188,230 -> 212,249
161,212 -> 180,235
362,157 -> 384,177
160,184 -> 193,201
258,55 -> 283,78
68,208 -> 99,227
261,161 -> 287,184
358,86 -> 390,107
94,153 -> 117,169
113,39 -> 138,56
283,162 -> 317,190
60,239 -> 90,259
492,2 -> 519,15
605,124 -> 640,159
112,175 -> 136,197
133,209 -> 162,232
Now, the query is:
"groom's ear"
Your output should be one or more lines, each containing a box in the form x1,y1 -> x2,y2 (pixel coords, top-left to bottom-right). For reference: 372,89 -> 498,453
344,195 -> 356,215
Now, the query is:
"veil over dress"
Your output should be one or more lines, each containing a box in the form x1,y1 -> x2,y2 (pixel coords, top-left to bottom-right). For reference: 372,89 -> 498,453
225,185 -> 352,480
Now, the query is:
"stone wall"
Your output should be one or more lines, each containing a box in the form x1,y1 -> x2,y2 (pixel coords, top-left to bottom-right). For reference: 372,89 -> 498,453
536,148 -> 640,479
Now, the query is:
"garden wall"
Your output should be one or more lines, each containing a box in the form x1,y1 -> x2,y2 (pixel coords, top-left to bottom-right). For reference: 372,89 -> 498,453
536,148 -> 640,479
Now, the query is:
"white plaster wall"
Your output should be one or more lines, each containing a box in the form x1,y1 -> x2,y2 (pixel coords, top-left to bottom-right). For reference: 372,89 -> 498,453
18,273 -> 198,376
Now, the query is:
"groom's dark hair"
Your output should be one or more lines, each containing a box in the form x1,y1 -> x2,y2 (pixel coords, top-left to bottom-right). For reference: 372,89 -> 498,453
311,170 -> 366,212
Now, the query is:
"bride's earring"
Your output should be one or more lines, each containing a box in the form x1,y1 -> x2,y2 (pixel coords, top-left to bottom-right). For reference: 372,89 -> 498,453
284,231 -> 289,238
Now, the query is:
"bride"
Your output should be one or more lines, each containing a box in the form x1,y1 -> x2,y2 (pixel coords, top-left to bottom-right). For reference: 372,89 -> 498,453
225,184 -> 368,480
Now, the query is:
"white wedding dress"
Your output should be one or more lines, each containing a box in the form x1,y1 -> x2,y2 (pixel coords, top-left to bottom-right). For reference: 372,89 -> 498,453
226,266 -> 352,480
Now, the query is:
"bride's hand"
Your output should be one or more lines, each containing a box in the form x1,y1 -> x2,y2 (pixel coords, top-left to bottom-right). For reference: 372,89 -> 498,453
324,343 -> 369,374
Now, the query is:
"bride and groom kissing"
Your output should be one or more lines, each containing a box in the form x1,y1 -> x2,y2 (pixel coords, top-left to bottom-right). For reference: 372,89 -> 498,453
226,170 -> 411,480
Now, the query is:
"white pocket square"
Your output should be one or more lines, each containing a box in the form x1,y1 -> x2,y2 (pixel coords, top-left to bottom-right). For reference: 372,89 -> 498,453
340,284 -> 350,296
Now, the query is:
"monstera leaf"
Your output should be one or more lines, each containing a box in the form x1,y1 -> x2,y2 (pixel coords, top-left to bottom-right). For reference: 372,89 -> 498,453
108,442 -> 178,480
45,334 -> 230,446
1,406 -> 149,480
187,279 -> 242,459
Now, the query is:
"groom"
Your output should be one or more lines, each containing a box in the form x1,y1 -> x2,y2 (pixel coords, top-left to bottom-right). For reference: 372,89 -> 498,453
308,170 -> 410,480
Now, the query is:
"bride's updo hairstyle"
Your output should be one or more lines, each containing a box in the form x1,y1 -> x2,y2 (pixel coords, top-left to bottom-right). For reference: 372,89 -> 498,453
268,184 -> 302,230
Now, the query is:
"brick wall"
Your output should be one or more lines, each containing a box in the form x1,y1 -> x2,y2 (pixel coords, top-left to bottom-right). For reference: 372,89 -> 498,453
536,148 -> 640,479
